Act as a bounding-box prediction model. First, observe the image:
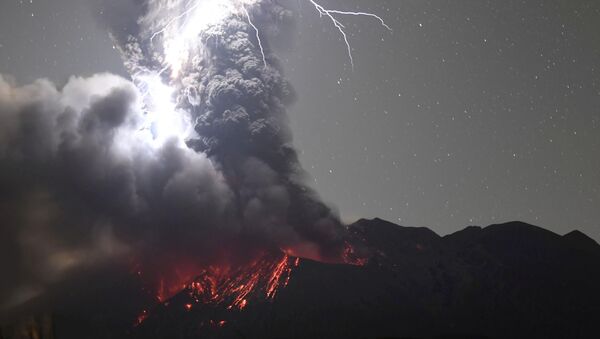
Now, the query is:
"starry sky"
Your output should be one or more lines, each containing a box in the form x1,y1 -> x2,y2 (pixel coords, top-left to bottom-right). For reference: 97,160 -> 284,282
0,0 -> 599,240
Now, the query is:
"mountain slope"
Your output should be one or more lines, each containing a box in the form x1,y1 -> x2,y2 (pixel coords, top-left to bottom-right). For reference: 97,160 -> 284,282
131,219 -> 600,339
3,219 -> 600,339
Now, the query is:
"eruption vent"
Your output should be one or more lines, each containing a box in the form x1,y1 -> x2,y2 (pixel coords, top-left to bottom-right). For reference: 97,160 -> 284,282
0,0 -> 386,322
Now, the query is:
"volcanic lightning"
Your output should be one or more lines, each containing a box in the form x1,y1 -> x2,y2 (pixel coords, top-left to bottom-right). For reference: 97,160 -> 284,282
119,0 -> 392,156
0,0 -> 389,328
308,0 -> 392,70
242,6 -> 267,67
143,0 -> 390,82
125,0 -> 383,314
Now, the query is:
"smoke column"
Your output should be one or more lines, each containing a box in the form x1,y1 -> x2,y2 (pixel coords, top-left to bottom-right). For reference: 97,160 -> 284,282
103,0 -> 350,259
0,0 -> 359,314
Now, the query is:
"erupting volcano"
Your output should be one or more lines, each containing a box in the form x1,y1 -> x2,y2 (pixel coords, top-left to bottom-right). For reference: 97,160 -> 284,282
96,0 -> 380,322
173,252 -> 298,308
0,0 -> 382,332
2,0 -> 599,338
132,243 -> 366,329
133,250 -> 300,328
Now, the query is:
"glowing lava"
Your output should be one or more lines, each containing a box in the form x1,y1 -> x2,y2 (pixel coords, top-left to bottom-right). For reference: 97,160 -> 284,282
342,241 -> 369,266
133,251 -> 298,326
185,252 -> 297,310
134,310 -> 149,327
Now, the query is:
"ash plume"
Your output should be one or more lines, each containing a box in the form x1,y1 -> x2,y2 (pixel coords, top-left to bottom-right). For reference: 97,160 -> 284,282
98,0 -> 349,258
0,74 -> 232,310
0,0 -> 352,313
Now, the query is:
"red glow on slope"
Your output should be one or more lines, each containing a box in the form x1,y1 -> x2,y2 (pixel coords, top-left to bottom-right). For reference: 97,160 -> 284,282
342,241 -> 369,266
134,310 -> 148,327
282,240 -> 368,266
132,251 -> 300,327
266,255 -> 294,298
131,240 -> 372,328
184,252 -> 298,310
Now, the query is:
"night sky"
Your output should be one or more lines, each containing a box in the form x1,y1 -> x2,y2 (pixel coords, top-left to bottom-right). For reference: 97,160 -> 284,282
1,0 -> 598,240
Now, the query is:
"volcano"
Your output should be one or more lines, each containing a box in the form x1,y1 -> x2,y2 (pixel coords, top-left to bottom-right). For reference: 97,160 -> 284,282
3,218 -> 599,339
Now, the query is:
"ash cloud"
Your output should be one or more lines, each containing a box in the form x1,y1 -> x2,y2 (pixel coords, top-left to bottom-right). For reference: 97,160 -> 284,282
100,0 -> 348,256
183,8 -> 345,255
0,74 -> 232,310
0,0 -> 350,313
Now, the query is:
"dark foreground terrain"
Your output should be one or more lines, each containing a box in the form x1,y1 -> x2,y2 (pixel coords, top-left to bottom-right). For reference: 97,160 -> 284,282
3,219 -> 600,338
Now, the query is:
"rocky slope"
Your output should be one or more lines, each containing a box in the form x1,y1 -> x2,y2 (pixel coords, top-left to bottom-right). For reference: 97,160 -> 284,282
3,219 -> 600,339
132,219 -> 600,338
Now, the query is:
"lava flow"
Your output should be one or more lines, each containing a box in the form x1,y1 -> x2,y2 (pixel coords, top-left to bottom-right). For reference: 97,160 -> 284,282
134,250 -> 300,326
185,252 -> 298,310
132,240 -> 369,328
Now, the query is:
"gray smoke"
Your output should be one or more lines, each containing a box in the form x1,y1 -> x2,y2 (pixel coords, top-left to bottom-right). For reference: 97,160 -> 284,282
0,73 -> 233,309
0,0 -> 349,313
183,3 -> 346,255
103,0 -> 348,256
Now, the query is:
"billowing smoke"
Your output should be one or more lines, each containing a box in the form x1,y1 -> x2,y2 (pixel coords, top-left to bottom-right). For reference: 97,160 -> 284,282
0,73 -> 232,309
104,0 -> 349,259
0,0 -> 352,314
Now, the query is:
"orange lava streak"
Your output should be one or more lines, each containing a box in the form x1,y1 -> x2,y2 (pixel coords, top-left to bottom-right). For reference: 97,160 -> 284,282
185,252 -> 298,310
134,310 -> 148,327
133,252 -> 302,327
266,255 -> 293,298
342,241 -> 369,266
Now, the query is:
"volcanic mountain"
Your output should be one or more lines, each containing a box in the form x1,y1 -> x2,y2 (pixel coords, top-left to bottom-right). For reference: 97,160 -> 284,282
3,219 -> 600,339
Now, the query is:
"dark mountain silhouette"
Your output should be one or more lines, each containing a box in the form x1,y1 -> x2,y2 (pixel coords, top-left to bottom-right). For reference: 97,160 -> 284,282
128,219 -> 600,339
563,229 -> 600,257
2,219 -> 600,339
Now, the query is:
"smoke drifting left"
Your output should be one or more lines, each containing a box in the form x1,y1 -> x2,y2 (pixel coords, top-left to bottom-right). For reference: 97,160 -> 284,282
0,0 -> 359,322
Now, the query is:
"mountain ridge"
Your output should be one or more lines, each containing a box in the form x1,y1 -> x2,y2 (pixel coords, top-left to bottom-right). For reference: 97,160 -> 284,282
129,218 -> 600,338
2,219 -> 599,339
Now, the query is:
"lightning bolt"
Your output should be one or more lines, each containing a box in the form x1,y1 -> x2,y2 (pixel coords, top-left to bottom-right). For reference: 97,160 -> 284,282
149,0 -> 389,74
327,10 -> 392,31
242,6 -> 267,67
309,0 -> 392,71
132,0 -> 392,146
150,0 -> 200,42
